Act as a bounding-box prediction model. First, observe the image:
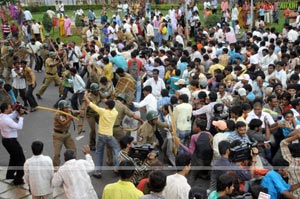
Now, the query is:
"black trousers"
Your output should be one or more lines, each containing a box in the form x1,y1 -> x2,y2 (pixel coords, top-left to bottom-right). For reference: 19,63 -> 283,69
26,84 -> 38,108
2,138 -> 25,182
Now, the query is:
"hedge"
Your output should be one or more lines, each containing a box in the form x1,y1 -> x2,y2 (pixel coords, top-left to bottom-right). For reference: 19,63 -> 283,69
24,3 -> 196,13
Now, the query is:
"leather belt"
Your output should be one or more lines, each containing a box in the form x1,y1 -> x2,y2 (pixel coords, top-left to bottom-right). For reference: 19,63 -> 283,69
54,130 -> 68,134
113,125 -> 121,128
46,73 -> 56,75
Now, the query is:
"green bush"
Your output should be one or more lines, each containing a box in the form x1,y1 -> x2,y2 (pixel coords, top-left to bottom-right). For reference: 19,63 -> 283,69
205,14 -> 220,28
75,14 -> 82,27
42,12 -> 52,33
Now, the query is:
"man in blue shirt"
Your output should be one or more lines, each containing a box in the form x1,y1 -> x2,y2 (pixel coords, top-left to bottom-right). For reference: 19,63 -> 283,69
110,51 -> 128,71
261,158 -> 300,199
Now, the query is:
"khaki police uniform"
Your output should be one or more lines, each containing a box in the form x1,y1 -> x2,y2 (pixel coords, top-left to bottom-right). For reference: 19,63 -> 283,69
81,92 -> 101,148
137,121 -> 168,145
53,112 -> 76,167
37,57 -> 63,96
3,54 -> 13,82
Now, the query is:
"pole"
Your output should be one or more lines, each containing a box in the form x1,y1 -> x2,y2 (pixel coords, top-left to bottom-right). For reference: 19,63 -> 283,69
250,0 -> 253,30
185,0 -> 190,41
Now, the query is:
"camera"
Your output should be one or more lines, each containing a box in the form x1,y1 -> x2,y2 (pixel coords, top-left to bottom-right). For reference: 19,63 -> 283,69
128,144 -> 159,161
229,142 -> 257,162
13,102 -> 28,115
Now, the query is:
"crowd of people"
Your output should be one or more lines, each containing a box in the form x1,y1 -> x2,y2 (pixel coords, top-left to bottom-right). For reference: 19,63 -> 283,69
2,0 -> 300,198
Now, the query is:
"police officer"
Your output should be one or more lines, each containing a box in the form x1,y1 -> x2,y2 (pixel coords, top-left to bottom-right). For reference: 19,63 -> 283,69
22,60 -> 38,112
80,83 -> 101,151
53,100 -> 76,167
0,40 -> 10,78
36,52 -> 63,99
138,110 -> 168,146
3,47 -> 14,82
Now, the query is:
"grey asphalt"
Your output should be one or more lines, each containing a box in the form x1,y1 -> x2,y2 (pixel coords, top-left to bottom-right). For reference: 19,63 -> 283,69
0,71 -> 118,198
0,70 -> 209,199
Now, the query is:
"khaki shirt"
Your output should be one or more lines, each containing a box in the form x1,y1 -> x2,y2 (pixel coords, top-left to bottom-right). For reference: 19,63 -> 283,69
137,121 -> 168,145
53,112 -> 72,132
23,66 -> 36,85
45,57 -> 58,74
82,92 -> 101,117
40,49 -> 49,62
114,100 -> 134,126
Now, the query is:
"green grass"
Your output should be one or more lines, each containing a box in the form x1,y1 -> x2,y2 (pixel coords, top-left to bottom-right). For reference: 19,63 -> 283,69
7,8 -> 286,44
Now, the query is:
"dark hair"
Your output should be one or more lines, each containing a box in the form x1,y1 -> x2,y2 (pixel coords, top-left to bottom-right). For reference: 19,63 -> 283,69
282,110 -> 294,117
249,185 -> 268,199
291,99 -> 300,109
175,153 -> 191,172
267,95 -> 277,103
216,174 -> 233,192
282,92 -> 292,101
209,92 -> 218,102
248,119 -> 263,130
0,103 -> 9,113
273,158 -> 289,171
230,106 -> 242,117
119,135 -> 134,149
100,76 -> 108,83
64,149 -> 76,162
118,160 -> 135,180
148,171 -> 167,193
161,89 -> 169,97
153,69 -> 159,74
195,119 -> 207,131
235,121 -> 246,129
179,94 -> 189,103
219,141 -> 231,156
143,85 -> 152,93
170,96 -> 178,105
116,68 -> 125,74
31,141 -> 44,155
105,100 -> 115,109
226,120 -> 236,131
289,143 -> 300,157
188,187 -> 208,199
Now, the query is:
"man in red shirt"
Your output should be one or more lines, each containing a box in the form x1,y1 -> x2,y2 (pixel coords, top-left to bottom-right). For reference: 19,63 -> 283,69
127,49 -> 143,102
10,23 -> 18,38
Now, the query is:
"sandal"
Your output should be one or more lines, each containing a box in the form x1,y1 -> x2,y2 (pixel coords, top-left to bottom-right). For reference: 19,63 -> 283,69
93,172 -> 102,179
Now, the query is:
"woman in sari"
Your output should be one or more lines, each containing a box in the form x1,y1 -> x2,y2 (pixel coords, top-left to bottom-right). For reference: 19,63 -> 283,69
64,15 -> 72,37
58,14 -> 65,36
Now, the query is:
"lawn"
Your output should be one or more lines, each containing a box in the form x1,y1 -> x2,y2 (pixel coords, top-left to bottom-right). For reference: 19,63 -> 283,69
9,7 -> 286,44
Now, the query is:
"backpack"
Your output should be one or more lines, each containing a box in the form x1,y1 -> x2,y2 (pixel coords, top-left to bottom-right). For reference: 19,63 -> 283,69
128,59 -> 139,80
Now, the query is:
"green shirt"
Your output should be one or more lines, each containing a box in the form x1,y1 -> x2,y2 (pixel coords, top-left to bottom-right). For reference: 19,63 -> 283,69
208,190 -> 220,199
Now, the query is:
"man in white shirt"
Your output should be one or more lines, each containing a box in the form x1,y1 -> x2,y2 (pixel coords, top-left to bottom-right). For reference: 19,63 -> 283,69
68,67 -> 86,110
132,85 -> 157,112
163,154 -> 191,199
246,101 -> 275,128
175,32 -> 184,47
0,103 -> 25,185
52,147 -> 97,199
287,26 -> 299,42
270,61 -> 287,89
174,94 -> 192,151
260,45 -> 278,71
143,69 -> 165,100
31,20 -> 40,41
24,141 -> 54,199
145,20 -> 154,42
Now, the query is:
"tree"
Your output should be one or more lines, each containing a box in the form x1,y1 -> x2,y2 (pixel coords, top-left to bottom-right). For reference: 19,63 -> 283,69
42,12 -> 52,33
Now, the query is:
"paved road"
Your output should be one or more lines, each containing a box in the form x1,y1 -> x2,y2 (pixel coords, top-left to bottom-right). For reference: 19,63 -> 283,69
0,70 -> 210,198
0,71 -> 119,198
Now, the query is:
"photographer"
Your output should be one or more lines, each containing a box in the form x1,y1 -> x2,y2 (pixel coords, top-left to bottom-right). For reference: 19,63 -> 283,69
0,102 -> 26,185
118,135 -> 158,185
210,140 -> 258,192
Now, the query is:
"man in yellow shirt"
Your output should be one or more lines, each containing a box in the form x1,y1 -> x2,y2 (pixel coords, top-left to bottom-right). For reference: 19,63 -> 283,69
102,57 -> 113,81
102,160 -> 143,199
208,58 -> 225,76
83,91 -> 119,179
